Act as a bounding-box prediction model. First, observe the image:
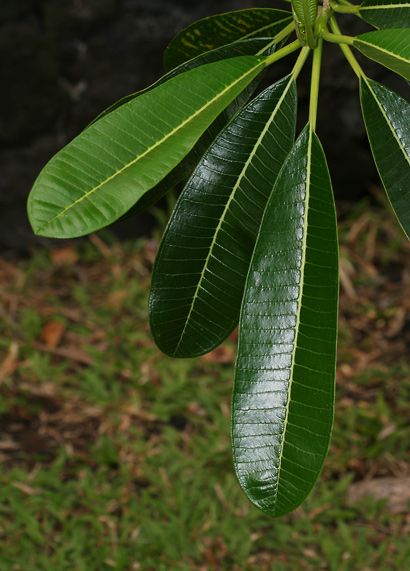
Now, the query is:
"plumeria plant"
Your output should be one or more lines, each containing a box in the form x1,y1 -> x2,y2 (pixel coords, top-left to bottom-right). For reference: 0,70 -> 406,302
27,0 -> 410,516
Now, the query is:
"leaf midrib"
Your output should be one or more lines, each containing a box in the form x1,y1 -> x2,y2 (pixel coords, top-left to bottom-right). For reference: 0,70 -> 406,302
271,126 -> 312,509
35,57 -> 265,233
361,3 -> 409,10
173,77 -> 294,355
356,34 -> 410,66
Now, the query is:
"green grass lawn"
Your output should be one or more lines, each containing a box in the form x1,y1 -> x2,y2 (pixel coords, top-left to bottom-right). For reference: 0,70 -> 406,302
0,198 -> 409,570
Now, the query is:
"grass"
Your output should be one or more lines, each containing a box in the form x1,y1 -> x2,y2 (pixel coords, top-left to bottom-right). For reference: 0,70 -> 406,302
0,198 -> 409,570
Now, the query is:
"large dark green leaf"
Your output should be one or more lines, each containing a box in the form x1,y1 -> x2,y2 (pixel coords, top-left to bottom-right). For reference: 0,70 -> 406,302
360,78 -> 410,238
28,55 -> 266,238
149,75 -> 297,358
354,29 -> 410,80
233,125 -> 339,516
164,8 -> 293,70
360,0 -> 410,29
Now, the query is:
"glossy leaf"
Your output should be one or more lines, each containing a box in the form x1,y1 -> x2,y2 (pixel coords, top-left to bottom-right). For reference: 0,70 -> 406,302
233,126 -> 339,516
354,29 -> 410,80
149,76 -> 297,358
164,8 -> 293,70
360,78 -> 410,238
360,0 -> 410,29
28,55 -> 266,238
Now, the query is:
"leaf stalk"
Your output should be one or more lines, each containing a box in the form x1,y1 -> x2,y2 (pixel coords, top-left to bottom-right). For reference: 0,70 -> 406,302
257,21 -> 295,55
264,39 -> 303,67
292,46 -> 311,79
309,38 -> 323,131
330,2 -> 360,14
322,32 -> 355,45
330,17 -> 366,78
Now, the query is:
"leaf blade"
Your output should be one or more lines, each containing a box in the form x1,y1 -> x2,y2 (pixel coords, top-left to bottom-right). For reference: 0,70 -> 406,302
233,126 -> 339,516
164,8 -> 293,70
94,39 -> 274,218
28,55 -> 266,238
360,0 -> 410,29
360,78 -> 410,238
354,29 -> 410,80
149,76 -> 298,357
92,37 -> 274,124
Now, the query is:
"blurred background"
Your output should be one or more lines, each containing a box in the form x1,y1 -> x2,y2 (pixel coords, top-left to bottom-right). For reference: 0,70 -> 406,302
1,1 -> 410,570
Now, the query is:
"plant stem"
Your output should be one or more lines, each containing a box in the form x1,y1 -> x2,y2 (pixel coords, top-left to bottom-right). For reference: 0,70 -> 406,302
292,46 -> 311,79
330,2 -> 360,14
330,17 -> 366,78
274,21 -> 296,45
264,39 -> 302,67
257,21 -> 295,56
309,38 -> 323,132
322,32 -> 355,45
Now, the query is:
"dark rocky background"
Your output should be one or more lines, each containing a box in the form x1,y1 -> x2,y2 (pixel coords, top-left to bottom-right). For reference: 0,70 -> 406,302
0,0 -> 406,251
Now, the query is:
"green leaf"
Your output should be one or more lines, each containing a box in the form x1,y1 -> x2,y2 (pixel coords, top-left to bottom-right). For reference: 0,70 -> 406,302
360,0 -> 410,29
291,0 -> 317,47
27,55 -> 266,239
360,78 -> 410,239
233,125 -> 339,516
164,8 -> 293,70
92,38 -> 274,125
291,0 -> 318,28
149,75 -> 297,358
354,29 -> 410,80
95,38 -> 274,219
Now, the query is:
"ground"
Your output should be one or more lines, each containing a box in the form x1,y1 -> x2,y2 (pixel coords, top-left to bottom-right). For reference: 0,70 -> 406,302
0,194 -> 409,570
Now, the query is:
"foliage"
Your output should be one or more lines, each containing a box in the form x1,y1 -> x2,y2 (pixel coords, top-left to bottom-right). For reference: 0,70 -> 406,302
26,1 -> 410,516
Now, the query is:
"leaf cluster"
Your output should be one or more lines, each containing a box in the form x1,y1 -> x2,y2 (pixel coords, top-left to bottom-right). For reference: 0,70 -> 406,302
27,1 -> 410,516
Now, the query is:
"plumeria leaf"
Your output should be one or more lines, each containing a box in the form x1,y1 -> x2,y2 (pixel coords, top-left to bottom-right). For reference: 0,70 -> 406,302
100,38 -> 275,218
360,0 -> 410,29
233,126 -> 339,516
361,78 -> 410,238
28,55 -> 266,238
149,76 -> 298,357
354,29 -> 410,80
164,8 -> 293,70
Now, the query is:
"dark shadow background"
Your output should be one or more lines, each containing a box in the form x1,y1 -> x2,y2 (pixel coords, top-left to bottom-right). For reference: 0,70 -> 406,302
0,0 -> 406,251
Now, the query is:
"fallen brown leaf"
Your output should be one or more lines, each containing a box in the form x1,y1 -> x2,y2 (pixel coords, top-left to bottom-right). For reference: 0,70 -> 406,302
89,234 -> 112,258
386,307 -> 407,338
51,246 -> 78,266
12,482 -> 40,496
0,341 -> 19,383
0,440 -> 19,451
32,343 -> 93,365
378,424 -> 396,441
339,256 -> 357,301
40,320 -> 65,348
107,290 -> 128,309
347,477 -> 410,514
200,345 -> 235,364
